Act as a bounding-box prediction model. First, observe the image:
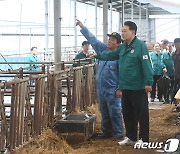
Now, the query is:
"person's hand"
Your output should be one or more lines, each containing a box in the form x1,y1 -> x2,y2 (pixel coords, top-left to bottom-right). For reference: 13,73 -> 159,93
76,19 -> 85,28
89,53 -> 97,59
163,68 -> 167,74
115,89 -> 122,98
145,86 -> 152,93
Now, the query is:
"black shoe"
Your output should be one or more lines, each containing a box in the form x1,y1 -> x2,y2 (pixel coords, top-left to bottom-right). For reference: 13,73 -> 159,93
159,98 -> 164,102
111,136 -> 123,142
164,99 -> 170,104
97,133 -> 112,139
151,98 -> 154,102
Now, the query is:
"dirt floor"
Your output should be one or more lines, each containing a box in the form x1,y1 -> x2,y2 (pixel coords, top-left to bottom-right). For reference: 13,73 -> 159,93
16,103 -> 180,154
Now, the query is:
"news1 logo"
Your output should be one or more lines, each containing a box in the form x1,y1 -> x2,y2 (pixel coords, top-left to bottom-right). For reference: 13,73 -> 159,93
134,138 -> 179,152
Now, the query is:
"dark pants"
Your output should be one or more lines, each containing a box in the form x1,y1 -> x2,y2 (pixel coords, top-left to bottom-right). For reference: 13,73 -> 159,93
164,75 -> 174,102
122,89 -> 149,142
151,75 -> 162,100
172,79 -> 180,103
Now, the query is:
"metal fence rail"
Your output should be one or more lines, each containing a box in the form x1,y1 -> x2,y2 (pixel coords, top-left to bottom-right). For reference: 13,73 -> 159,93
0,62 -> 97,153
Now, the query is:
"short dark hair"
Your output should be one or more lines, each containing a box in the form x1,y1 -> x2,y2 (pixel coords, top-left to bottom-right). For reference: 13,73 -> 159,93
161,39 -> 169,45
82,41 -> 90,46
153,42 -> 160,47
174,38 -> 180,44
31,46 -> 37,51
124,21 -> 137,35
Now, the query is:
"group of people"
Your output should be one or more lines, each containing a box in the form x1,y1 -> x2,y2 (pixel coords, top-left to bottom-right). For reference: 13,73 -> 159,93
75,19 -> 180,146
150,39 -> 180,104
76,19 -> 153,145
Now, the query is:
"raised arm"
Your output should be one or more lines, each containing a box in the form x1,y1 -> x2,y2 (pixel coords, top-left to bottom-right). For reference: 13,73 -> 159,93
76,19 -> 107,53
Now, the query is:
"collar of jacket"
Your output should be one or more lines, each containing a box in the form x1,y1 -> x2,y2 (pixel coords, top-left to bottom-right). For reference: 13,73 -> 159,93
125,36 -> 137,49
119,37 -> 138,56
123,36 -> 137,53
154,51 -> 163,56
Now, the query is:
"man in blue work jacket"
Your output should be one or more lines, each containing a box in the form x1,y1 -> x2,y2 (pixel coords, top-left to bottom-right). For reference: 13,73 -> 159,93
91,21 -> 153,145
76,20 -> 124,140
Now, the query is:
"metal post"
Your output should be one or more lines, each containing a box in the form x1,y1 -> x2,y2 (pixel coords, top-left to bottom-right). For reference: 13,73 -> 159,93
54,0 -> 61,71
139,2 -> 142,38
103,0 -> 108,43
45,0 -> 49,61
110,1 -> 112,33
118,12 -> 121,33
122,0 -> 124,28
74,0 -> 77,52
131,0 -> 134,21
18,1 -> 22,56
95,0 -> 97,37
179,18 -> 180,37
54,0 -> 62,116
29,28 -> 32,50
146,6 -> 149,41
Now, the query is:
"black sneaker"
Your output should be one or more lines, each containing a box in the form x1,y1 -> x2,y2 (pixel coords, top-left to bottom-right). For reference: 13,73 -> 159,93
151,98 -> 154,102
164,99 -> 170,104
97,133 -> 112,139
159,98 -> 164,102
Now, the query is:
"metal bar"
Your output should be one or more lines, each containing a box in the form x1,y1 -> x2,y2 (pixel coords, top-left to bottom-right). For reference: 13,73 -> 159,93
74,0 -> 77,52
16,83 -> 21,147
48,74 -> 55,126
118,12 -> 121,33
24,86 -> 32,141
103,0 -> 108,43
131,0 -> 134,21
122,0 -> 124,27
110,2 -> 112,33
139,2 -> 142,39
42,80 -> 48,129
0,62 -> 53,64
19,82 -> 26,145
38,78 -> 44,133
33,79 -> 40,136
95,0 -> 97,37
66,76 -> 72,113
13,84 -> 19,149
146,5 -> 149,41
45,0 -> 49,61
8,84 -> 14,151
125,0 -> 147,10
0,88 -> 7,153
179,18 -> 180,37
54,0 -> 61,71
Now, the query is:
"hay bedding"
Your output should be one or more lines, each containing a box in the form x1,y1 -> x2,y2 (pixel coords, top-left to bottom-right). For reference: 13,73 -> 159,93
15,129 -> 73,154
16,104 -> 179,154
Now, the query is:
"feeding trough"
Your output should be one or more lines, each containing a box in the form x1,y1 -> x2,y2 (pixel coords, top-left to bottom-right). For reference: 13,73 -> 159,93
53,113 -> 96,140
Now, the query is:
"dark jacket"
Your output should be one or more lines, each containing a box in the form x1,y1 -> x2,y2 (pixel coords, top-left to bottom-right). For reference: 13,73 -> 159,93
172,51 -> 180,79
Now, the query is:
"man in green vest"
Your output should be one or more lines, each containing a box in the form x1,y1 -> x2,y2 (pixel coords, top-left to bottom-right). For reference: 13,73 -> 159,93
73,41 -> 90,67
27,46 -> 40,71
91,21 -> 153,145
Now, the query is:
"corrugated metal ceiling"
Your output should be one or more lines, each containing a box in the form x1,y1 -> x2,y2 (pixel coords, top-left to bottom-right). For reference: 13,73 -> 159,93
77,0 -> 171,16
